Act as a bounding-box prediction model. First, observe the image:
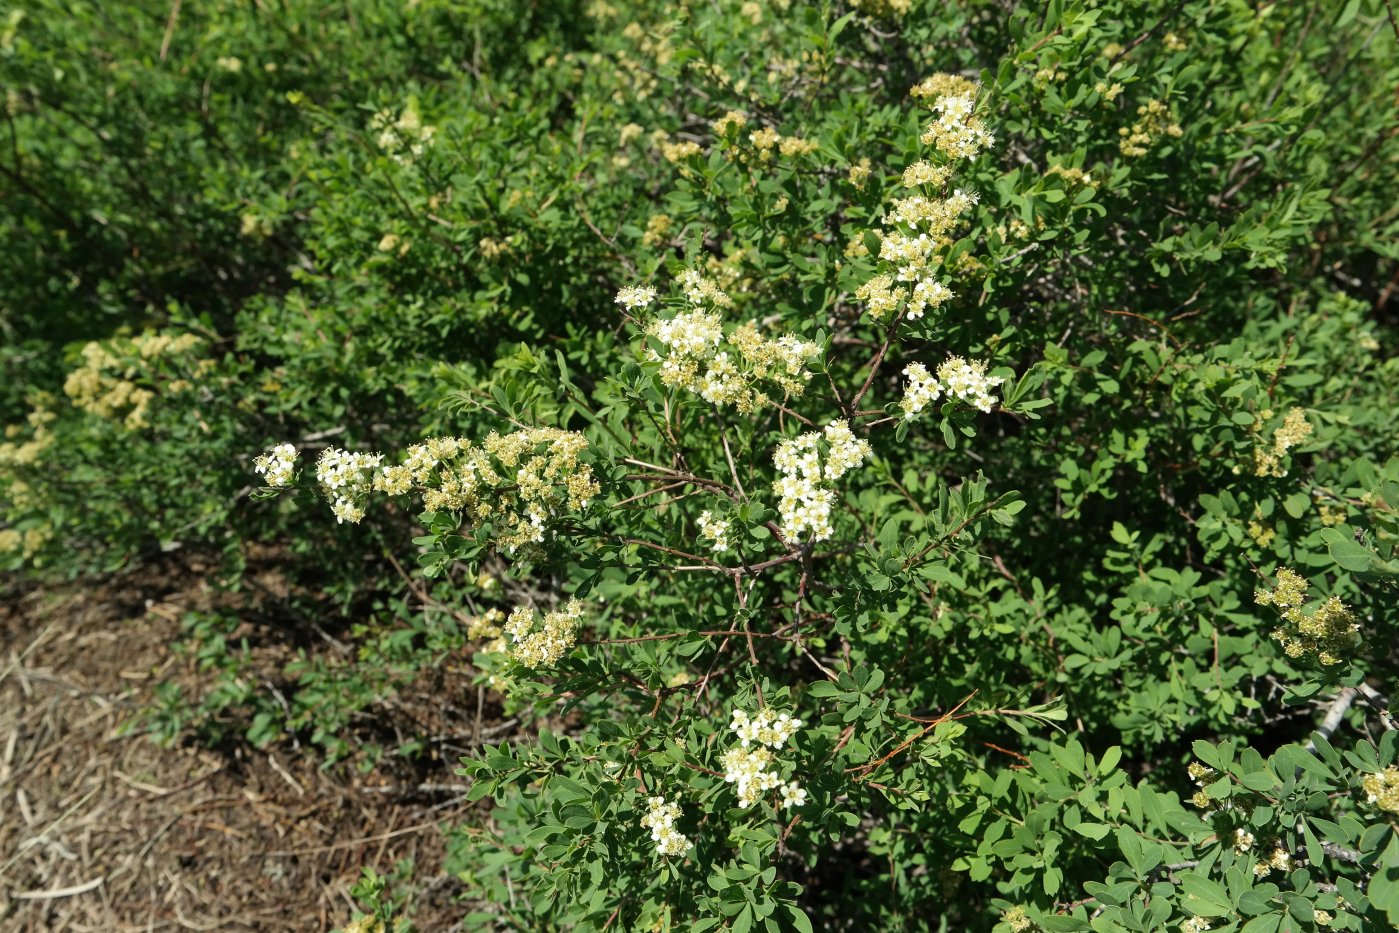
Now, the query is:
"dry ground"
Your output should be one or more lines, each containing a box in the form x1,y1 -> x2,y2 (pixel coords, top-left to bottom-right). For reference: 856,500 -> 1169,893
0,568 -> 485,931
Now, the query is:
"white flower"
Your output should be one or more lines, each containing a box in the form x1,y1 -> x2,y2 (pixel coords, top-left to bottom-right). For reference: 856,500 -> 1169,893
722,746 -> 777,808
698,510 -> 732,552
724,707 -> 805,807
650,310 -> 724,358
779,781 -> 807,810
640,795 -> 694,858
252,443 -> 298,487
771,421 -> 870,542
1233,828 -> 1255,853
936,356 -> 1005,413
900,363 -> 943,419
615,285 -> 658,311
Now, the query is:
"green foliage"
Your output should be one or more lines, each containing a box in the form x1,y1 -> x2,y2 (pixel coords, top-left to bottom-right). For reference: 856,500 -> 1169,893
4,0 -> 1399,930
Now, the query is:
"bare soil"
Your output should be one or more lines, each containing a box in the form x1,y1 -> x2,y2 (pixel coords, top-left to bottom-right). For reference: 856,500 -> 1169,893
0,567 -> 483,931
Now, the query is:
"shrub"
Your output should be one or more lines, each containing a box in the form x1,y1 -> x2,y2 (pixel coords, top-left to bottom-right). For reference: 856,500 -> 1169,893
5,1 -> 1399,931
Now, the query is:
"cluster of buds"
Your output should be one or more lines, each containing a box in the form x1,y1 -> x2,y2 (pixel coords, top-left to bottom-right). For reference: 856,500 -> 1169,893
1253,407 -> 1313,477
502,599 -> 584,668
370,102 -> 436,164
256,428 -> 600,555
1362,766 -> 1399,815
1255,568 -> 1361,667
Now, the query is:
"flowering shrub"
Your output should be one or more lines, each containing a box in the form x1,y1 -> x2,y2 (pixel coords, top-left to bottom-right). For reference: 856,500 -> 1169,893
5,1 -> 1399,931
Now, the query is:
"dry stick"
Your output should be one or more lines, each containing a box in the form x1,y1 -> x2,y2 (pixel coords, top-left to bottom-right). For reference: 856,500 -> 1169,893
11,876 -> 105,900
613,480 -> 688,509
158,0 -> 181,61
717,418 -> 748,498
1102,308 -> 1182,348
848,691 -> 978,778
848,313 -> 905,412
1357,683 -> 1398,731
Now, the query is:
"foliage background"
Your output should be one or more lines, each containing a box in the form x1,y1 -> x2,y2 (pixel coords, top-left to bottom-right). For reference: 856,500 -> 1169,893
2,0 -> 1398,930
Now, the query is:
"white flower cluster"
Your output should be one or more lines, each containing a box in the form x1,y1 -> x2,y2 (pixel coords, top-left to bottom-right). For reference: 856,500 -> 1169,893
938,356 -> 1005,411
614,285 -> 658,312
1182,918 -> 1212,933
252,443 -> 298,488
722,708 -> 806,809
730,708 -> 801,749
901,356 -> 1005,419
854,75 -> 993,325
637,270 -> 821,412
370,104 -> 436,164
697,510 -> 732,552
640,795 -> 694,858
772,420 -> 871,541
921,93 -> 996,159
316,447 -> 384,524
503,598 -> 584,667
257,429 -> 600,558
652,309 -> 724,359
1252,847 -> 1292,878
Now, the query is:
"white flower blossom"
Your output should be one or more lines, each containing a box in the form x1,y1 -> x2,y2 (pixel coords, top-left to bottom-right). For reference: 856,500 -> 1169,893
640,795 -> 694,858
615,285 -> 658,311
772,421 -> 870,541
780,781 -> 807,810
936,356 -> 1005,412
900,363 -> 943,419
698,510 -> 732,552
252,443 -> 298,487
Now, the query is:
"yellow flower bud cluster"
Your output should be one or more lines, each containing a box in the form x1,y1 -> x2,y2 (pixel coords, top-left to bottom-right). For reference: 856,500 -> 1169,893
1118,98 -> 1182,157
709,110 -> 820,166
1252,847 -> 1292,878
1094,81 -> 1125,103
642,213 -> 673,247
63,332 -> 204,430
1253,407 -> 1312,477
503,598 -> 584,667
1046,164 -> 1096,187
370,103 -> 435,165
1362,766 -> 1399,816
273,429 -> 600,556
847,157 -> 872,189
1255,568 -> 1361,666
0,404 -> 56,469
849,0 -> 912,17
638,270 -> 821,413
1002,905 -> 1037,932
658,136 -> 703,163
0,526 -> 50,561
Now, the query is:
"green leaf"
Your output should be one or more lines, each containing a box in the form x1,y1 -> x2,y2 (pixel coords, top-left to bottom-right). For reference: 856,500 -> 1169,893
1181,874 -> 1233,917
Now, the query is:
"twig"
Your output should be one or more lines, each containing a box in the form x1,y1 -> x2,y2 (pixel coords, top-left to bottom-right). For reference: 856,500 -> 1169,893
159,0 -> 182,61
10,876 -> 105,900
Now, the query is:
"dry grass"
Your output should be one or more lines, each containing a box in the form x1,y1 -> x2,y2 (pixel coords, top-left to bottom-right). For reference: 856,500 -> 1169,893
0,572 -> 479,931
